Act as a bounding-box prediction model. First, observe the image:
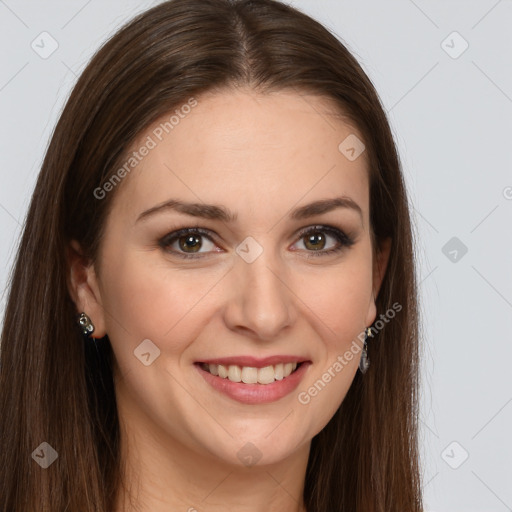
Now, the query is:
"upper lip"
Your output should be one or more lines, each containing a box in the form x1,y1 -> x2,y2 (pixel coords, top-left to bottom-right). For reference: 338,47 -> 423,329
196,355 -> 310,368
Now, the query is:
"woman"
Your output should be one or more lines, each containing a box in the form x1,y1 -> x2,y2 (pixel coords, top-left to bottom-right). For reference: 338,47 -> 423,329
0,0 -> 423,510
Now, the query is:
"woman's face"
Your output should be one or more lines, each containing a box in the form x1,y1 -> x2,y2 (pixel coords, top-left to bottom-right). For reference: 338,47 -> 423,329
72,87 -> 389,468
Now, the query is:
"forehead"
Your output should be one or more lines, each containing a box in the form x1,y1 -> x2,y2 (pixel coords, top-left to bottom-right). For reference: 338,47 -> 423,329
108,87 -> 369,225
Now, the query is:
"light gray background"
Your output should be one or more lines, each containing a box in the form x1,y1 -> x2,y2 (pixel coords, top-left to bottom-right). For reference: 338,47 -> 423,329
1,1 -> 511,510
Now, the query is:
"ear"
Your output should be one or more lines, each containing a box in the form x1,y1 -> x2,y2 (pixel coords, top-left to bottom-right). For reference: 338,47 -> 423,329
365,236 -> 392,326
67,240 -> 107,338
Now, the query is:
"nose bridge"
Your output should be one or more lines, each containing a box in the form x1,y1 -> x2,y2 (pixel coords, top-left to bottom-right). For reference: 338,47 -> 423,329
224,237 -> 295,339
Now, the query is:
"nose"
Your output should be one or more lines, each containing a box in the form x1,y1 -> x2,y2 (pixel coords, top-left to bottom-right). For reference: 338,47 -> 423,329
222,246 -> 297,341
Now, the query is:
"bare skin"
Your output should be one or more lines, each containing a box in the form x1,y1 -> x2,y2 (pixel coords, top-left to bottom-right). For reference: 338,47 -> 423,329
68,87 -> 390,512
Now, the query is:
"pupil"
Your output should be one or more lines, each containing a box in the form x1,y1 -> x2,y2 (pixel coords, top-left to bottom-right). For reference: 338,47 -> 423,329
306,232 -> 325,250
180,235 -> 201,252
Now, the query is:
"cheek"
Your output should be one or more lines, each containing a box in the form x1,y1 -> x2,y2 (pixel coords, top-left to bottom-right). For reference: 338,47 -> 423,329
296,253 -> 374,342
292,256 -> 373,430
99,250 -> 224,359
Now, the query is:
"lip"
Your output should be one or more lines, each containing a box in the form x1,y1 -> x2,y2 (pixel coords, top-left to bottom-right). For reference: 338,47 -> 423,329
196,355 -> 307,368
195,360 -> 311,405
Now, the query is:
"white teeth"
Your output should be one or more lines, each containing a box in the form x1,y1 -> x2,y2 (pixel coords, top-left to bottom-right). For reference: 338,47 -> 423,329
241,367 -> 258,384
258,366 -> 275,385
218,364 -> 228,379
204,362 -> 300,384
228,365 -> 242,382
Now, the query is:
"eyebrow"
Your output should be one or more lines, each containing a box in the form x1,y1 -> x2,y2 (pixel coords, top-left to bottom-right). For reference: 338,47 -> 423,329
135,196 -> 363,224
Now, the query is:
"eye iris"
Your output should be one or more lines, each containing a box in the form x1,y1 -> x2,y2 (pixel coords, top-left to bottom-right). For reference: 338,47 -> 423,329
304,231 -> 325,250
179,234 -> 202,252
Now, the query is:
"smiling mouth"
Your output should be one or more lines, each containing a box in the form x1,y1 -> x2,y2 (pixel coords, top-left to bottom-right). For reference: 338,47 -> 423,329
196,361 -> 304,385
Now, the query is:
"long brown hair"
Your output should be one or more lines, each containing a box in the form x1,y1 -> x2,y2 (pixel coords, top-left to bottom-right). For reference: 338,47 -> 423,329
0,0 -> 423,510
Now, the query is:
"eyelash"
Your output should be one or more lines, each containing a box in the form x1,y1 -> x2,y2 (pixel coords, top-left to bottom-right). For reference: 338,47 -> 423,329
158,225 -> 355,260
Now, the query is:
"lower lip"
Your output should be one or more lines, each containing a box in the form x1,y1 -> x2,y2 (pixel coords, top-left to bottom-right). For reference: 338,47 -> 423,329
194,362 -> 311,404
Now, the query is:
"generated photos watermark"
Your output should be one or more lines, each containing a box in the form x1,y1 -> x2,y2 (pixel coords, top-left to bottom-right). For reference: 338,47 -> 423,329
297,301 -> 402,405
93,97 -> 198,200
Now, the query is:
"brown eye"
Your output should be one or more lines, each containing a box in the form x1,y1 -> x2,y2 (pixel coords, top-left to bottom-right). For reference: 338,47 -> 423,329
291,225 -> 355,258
303,231 -> 327,251
159,228 -> 218,258
178,234 -> 203,253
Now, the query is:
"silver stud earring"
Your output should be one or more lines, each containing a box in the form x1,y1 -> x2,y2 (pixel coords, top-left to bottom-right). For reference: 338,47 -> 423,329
78,312 -> 95,337
359,326 -> 374,374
